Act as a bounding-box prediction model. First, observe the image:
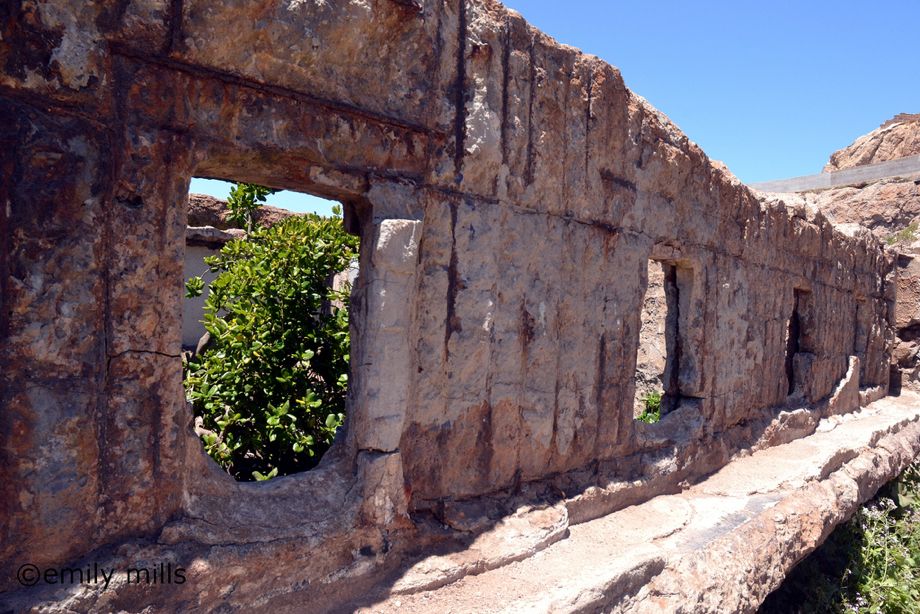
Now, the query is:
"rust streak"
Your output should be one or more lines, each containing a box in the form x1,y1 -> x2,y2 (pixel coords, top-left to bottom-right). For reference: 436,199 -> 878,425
453,0 -> 468,181
500,15 -> 512,166
445,198 -> 463,357
164,0 -> 184,56
525,33 -> 537,186
584,63 -> 593,190
595,333 -> 607,414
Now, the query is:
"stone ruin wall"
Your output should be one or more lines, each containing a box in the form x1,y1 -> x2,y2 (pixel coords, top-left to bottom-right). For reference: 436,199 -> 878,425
0,0 -> 896,609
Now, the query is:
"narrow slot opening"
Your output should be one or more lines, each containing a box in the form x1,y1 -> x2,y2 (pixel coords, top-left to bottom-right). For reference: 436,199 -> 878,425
785,288 -> 813,398
635,260 -> 686,423
853,297 -> 869,384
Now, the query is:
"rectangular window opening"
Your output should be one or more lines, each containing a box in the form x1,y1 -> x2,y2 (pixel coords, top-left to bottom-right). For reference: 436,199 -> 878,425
634,260 -> 686,423
785,288 -> 813,398
182,178 -> 360,481
853,297 -> 869,385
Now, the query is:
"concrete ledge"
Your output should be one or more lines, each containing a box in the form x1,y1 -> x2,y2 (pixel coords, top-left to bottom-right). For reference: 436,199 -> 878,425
751,155 -> 920,193
185,225 -> 245,248
353,392 -> 920,613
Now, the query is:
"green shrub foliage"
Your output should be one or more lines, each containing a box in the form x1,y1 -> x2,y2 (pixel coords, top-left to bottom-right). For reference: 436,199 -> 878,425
637,391 -> 662,424
761,463 -> 920,613
226,183 -> 277,232
184,209 -> 358,481
886,222 -> 920,247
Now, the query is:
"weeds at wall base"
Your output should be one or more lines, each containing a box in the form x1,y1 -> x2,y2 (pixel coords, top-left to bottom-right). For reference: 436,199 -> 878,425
761,462 -> 920,613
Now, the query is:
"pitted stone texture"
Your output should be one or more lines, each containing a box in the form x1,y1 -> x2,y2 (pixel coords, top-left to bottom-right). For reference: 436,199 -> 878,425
0,0 -> 109,102
350,218 -> 421,453
178,0 -> 446,124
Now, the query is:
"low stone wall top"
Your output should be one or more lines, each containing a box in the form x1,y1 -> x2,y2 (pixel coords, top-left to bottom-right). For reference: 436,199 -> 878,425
185,224 -> 245,248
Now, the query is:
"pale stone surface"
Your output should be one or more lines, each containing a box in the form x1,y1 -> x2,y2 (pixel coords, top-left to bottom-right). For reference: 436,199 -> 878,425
349,393 -> 920,613
391,502 -> 569,595
349,219 -> 421,453
826,356 -> 861,416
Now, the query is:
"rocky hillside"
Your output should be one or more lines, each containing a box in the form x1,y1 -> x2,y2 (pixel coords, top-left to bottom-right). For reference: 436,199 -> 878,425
818,113 -> 920,240
825,113 -> 920,172
758,114 -> 920,241
801,177 -> 920,239
187,193 -> 299,229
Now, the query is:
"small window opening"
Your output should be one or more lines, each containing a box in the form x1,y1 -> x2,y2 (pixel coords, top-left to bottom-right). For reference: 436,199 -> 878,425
890,364 -> 903,396
853,297 -> 869,384
785,288 -> 813,397
182,178 -> 359,481
635,260 -> 686,422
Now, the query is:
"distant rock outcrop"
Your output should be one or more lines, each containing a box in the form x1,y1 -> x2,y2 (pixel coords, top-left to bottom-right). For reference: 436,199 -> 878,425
825,113 -> 920,172
758,114 -> 920,239
187,193 -> 300,229
797,178 -> 920,238
817,114 -> 920,238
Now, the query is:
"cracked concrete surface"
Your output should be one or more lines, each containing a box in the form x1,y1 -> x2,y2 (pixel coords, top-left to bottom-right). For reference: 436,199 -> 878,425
353,392 -> 920,613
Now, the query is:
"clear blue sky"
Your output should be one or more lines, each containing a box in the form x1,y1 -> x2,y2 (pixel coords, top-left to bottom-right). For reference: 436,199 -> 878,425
192,1 -> 918,209
189,178 -> 339,217
504,0 -> 918,184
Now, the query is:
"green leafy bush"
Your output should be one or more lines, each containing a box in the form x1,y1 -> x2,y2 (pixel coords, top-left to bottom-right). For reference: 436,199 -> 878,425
184,209 -> 358,481
226,183 -> 277,232
637,391 -> 662,424
761,463 -> 920,613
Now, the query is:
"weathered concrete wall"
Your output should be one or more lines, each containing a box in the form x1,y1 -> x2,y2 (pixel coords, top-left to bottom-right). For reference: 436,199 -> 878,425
749,154 -> 920,193
182,226 -> 243,349
183,243 -> 214,348
0,0 -> 896,610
